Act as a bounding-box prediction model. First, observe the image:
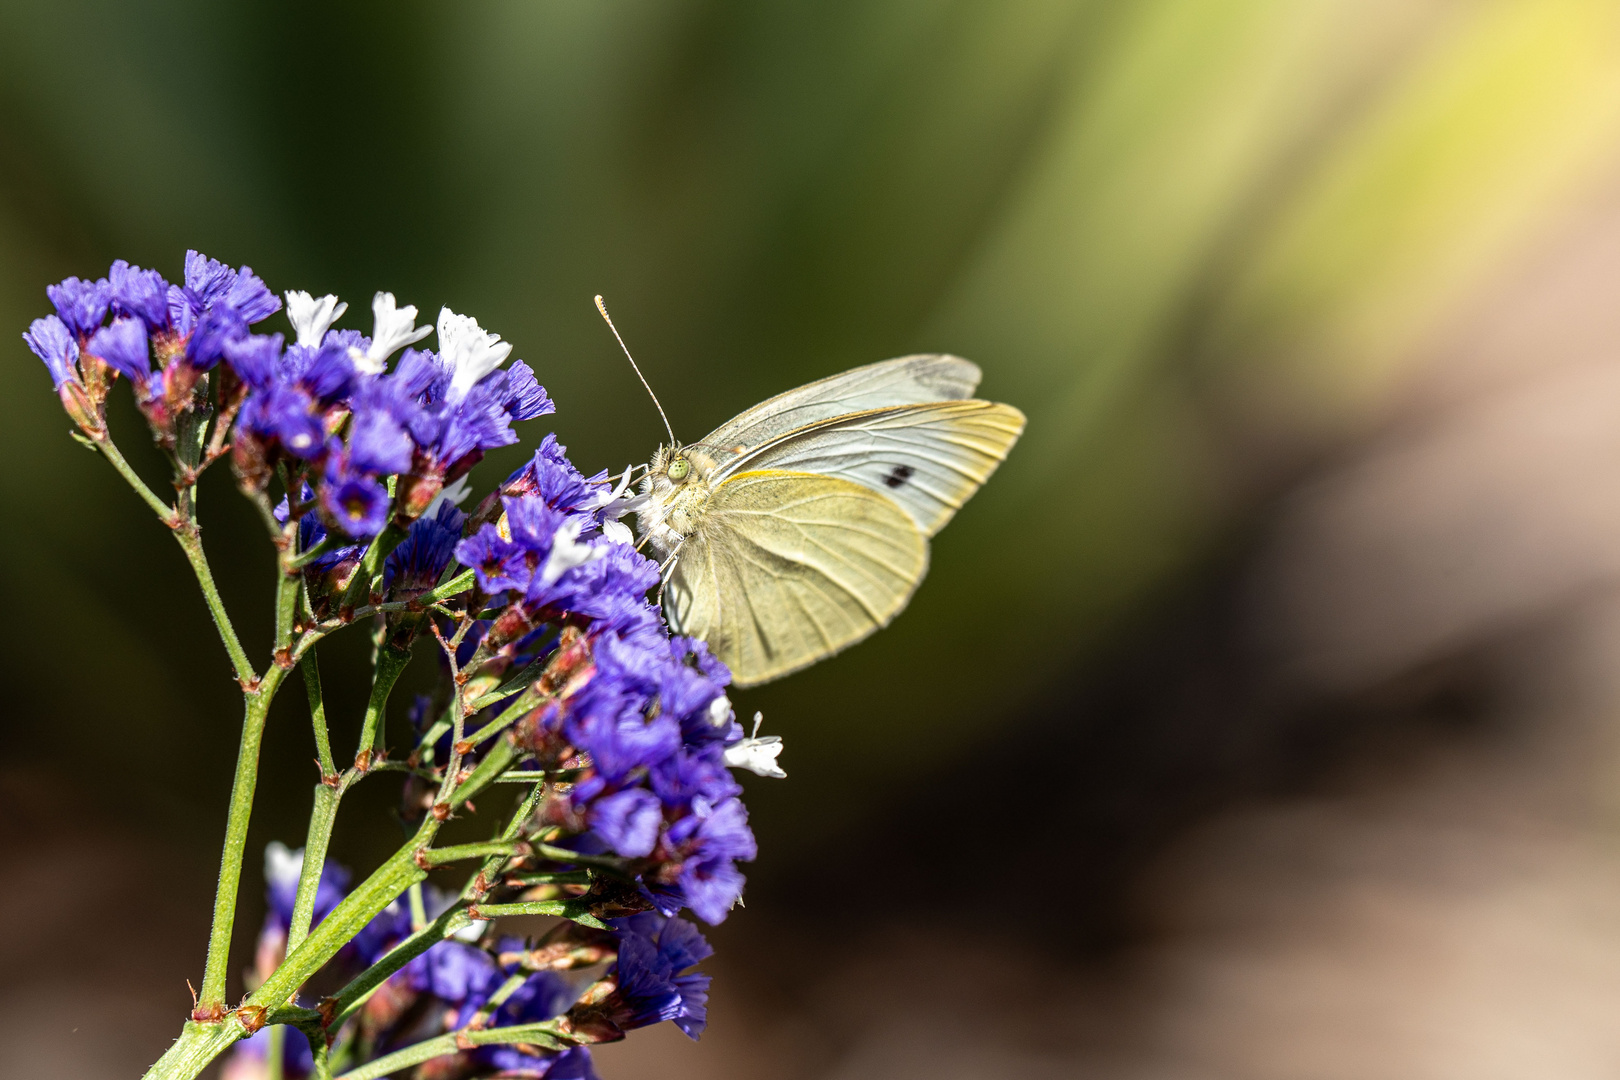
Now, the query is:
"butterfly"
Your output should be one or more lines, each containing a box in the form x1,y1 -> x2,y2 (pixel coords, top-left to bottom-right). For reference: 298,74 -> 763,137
596,300 -> 1024,688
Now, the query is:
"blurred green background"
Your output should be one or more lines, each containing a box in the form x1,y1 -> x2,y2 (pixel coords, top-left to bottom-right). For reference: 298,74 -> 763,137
7,0 -> 1620,1017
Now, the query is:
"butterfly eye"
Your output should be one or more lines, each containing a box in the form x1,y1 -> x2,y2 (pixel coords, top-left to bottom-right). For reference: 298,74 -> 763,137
667,457 -> 691,481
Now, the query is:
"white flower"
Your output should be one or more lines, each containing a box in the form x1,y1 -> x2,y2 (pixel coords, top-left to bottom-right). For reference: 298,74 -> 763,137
358,291 -> 431,374
723,712 -> 786,778
438,306 -> 513,401
424,475 -> 475,518
264,840 -> 305,890
707,694 -> 734,728
284,291 -> 348,348
540,518 -> 604,585
594,465 -> 649,529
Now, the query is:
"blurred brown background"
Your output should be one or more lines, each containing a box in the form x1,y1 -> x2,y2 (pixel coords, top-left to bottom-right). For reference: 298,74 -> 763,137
8,1 -> 1620,1076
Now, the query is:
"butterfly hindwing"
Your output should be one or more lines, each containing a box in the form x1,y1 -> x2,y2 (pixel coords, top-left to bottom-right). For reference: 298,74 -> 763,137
663,470 -> 928,687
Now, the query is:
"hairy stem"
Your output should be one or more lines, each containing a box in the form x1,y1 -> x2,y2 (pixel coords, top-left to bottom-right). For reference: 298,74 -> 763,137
173,522 -> 259,690
93,432 -> 175,519
147,727 -> 519,1080
286,785 -> 340,955
196,664 -> 291,1012
303,646 -> 337,779
355,641 -> 412,767
333,1021 -> 570,1080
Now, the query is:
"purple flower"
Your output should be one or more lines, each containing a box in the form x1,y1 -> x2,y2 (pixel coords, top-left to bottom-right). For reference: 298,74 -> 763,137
86,316 -> 151,380
184,304 -> 248,370
320,462 -> 391,538
346,398 -> 415,475
47,275 -> 109,338
598,913 -> 713,1039
23,315 -> 78,388
182,249 -> 280,324
280,340 -> 354,405
502,360 -> 555,422
383,500 -> 466,598
107,260 -> 172,332
222,332 -> 283,389
238,384 -> 326,459
591,788 -> 664,858
663,796 -> 755,925
275,485 -> 363,573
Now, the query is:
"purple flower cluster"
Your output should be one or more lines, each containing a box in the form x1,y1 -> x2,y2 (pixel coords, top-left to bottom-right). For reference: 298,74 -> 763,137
228,295 -> 551,538
23,252 -> 553,540
23,252 -> 280,439
456,439 -> 758,925
224,847 -> 715,1079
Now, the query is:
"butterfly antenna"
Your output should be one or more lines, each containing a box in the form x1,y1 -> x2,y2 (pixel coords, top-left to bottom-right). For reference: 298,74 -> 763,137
595,295 -> 677,447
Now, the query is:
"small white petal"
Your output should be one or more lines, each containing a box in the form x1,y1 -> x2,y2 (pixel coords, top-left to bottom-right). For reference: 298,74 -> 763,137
264,841 -> 305,889
707,694 -> 734,728
724,735 -> 786,779
452,921 -> 485,943
438,306 -> 513,402
424,475 -> 475,518
285,291 -> 348,349
540,519 -> 604,585
601,518 -> 634,546
367,292 -> 432,367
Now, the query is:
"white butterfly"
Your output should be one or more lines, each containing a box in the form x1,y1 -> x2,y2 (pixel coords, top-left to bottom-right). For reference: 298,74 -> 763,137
624,346 -> 1025,688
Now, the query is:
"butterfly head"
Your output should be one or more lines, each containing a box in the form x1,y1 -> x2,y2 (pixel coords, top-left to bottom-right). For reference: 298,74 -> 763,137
637,446 -> 719,556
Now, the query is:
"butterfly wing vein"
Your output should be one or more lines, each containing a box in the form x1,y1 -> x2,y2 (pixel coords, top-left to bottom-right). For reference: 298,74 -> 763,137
664,471 -> 929,687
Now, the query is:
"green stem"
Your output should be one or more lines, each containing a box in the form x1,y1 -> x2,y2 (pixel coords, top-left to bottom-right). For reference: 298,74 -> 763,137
466,972 -> 529,1030
334,1022 -> 570,1080
173,522 -> 258,690
286,785 -> 340,954
147,701 -> 518,1080
141,1021 -> 247,1080
359,568 -> 475,617
94,433 -> 174,519
274,559 -> 299,656
339,523 -> 407,613
303,646 -> 337,779
420,840 -> 528,867
326,903 -> 475,1028
355,643 -> 412,768
289,536 -> 334,569
466,900 -> 607,927
197,664 -> 290,1012
494,769 -> 582,784
145,836 -> 433,1080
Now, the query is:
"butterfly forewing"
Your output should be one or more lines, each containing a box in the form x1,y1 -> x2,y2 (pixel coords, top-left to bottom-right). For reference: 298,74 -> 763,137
696,355 -> 982,467
663,470 -> 929,687
713,400 -> 1025,537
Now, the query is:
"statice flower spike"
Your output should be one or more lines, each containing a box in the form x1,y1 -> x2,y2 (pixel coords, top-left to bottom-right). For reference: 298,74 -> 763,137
360,291 -> 432,373
438,306 -> 513,401
24,252 -> 767,1080
284,290 -> 348,348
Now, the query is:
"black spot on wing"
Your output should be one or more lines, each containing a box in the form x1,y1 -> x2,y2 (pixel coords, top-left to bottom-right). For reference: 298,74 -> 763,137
883,464 -> 915,489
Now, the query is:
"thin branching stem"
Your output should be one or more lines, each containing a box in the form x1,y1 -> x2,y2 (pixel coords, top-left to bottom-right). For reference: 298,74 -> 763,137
196,663 -> 291,1012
